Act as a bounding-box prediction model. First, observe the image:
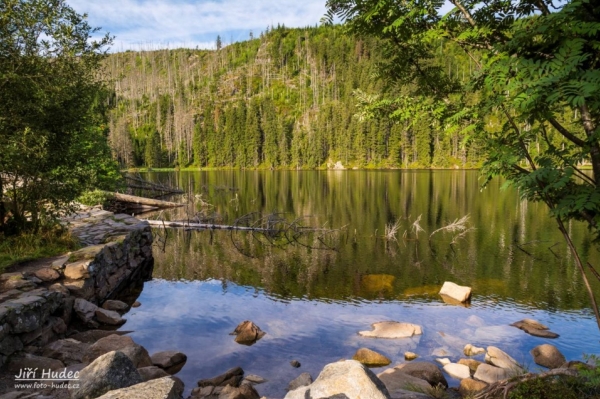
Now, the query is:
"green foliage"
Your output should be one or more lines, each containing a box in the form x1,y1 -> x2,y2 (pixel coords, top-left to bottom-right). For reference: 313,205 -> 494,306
105,25 -> 486,170
76,190 -> 115,208
325,0 -> 600,243
0,0 -> 118,235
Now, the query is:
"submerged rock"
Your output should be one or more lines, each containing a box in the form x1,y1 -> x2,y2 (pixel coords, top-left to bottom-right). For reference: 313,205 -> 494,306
511,319 -> 559,338
197,366 -> 244,388
404,352 -> 418,361
359,321 -> 423,338
151,351 -> 187,374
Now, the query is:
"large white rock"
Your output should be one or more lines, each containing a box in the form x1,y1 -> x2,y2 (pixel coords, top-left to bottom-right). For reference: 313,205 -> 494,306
439,282 -> 472,303
443,363 -> 471,380
284,360 -> 390,399
96,376 -> 181,399
473,363 -> 510,384
485,346 -> 523,373
359,321 -> 423,338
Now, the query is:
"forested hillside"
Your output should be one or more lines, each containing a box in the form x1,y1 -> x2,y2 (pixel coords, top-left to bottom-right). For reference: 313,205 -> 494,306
104,25 -> 490,169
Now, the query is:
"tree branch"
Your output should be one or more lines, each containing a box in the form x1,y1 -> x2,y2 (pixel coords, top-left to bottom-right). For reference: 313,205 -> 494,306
547,115 -> 587,147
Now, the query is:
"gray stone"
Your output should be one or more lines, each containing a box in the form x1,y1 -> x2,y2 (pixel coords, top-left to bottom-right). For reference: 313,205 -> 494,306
95,308 -> 126,325
359,321 -> 423,338
70,329 -> 132,343
284,360 -> 389,399
95,376 -> 182,399
242,374 -> 267,385
473,363 -> 510,384
198,366 -> 244,387
7,353 -> 65,372
287,372 -> 313,391
73,298 -> 98,325
218,384 -> 260,399
72,351 -> 142,399
0,334 -> 23,356
102,300 -> 129,313
530,344 -> 566,369
42,338 -> 89,365
85,335 -> 134,357
485,346 -> 523,373
378,368 -> 431,393
511,320 -> 559,338
138,366 -> 170,381
394,361 -> 448,388
151,350 -> 187,374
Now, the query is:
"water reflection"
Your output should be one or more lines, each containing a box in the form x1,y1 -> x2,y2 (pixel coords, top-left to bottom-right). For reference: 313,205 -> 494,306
123,171 -> 600,396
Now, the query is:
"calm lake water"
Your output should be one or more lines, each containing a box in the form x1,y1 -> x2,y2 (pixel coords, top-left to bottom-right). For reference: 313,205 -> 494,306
121,170 -> 600,397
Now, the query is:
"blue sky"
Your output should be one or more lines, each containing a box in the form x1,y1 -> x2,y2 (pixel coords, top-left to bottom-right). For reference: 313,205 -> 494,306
66,0 -> 456,51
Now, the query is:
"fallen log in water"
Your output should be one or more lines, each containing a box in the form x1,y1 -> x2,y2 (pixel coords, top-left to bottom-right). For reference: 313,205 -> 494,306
105,191 -> 184,209
143,219 -> 274,231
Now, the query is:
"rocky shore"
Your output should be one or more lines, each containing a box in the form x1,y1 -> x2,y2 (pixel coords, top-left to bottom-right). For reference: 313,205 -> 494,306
0,212 -> 597,399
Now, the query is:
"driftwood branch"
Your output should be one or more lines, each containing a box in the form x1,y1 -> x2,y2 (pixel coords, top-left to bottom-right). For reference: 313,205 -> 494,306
106,191 -> 183,209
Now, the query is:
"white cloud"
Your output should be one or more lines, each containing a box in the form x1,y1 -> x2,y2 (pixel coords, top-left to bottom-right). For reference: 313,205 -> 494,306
66,0 -> 327,50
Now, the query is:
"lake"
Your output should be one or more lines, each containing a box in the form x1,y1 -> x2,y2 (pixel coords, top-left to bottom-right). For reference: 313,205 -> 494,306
121,170 -> 600,397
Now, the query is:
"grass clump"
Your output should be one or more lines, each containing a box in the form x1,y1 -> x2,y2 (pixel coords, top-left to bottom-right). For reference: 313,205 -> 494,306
0,227 -> 80,272
77,190 -> 114,207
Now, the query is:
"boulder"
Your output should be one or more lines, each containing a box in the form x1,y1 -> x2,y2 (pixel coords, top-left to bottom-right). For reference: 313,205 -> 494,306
530,344 -> 566,369
377,368 -> 431,393
138,366 -> 170,381
70,329 -> 132,343
287,372 -> 313,391
352,348 -> 392,367
102,300 -> 129,313
511,320 -> 559,338
73,298 -> 98,326
218,384 -> 260,399
95,308 -> 126,326
7,353 -> 64,372
439,281 -> 472,303
459,378 -> 488,396
473,363 -> 510,384
151,350 -> 187,374
464,344 -> 485,356
231,321 -> 266,345
284,360 -> 390,399
95,376 -> 182,399
394,361 -> 448,387
34,268 -> 60,282
71,351 -> 142,399
485,346 -> 523,373
458,358 -> 482,373
359,321 -> 422,338
198,366 -> 243,388
83,334 -> 152,367
443,363 -> 470,380
42,338 -> 89,365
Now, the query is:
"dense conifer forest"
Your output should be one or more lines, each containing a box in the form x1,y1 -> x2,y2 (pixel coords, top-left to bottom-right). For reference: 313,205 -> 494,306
105,24 -> 577,170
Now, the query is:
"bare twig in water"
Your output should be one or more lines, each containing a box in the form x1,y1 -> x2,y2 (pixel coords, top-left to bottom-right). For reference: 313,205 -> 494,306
429,215 -> 471,241
384,218 -> 402,241
589,262 -> 600,283
411,215 -> 425,239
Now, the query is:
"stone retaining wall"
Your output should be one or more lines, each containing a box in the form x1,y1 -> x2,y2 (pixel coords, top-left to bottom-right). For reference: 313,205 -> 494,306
0,209 -> 154,368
